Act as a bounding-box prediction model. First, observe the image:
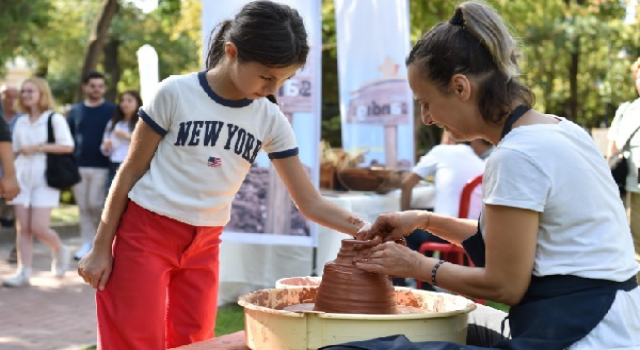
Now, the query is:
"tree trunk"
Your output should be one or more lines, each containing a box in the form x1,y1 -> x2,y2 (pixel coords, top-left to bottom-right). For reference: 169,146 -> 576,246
34,59 -> 48,78
568,44 -> 579,121
75,0 -> 119,102
103,36 -> 120,103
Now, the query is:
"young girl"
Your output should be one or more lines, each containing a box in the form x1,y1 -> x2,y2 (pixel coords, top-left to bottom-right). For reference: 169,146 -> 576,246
100,90 -> 141,192
3,77 -> 74,287
77,1 -> 368,348
352,2 -> 640,349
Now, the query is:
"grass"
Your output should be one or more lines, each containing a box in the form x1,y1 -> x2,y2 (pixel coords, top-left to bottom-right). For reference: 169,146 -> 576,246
486,300 -> 510,312
216,303 -> 245,336
51,204 -> 79,223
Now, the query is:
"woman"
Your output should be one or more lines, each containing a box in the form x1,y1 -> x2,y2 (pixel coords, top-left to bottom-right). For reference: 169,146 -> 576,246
351,2 -> 640,349
101,90 -> 141,191
607,57 -> 640,282
2,77 -> 74,287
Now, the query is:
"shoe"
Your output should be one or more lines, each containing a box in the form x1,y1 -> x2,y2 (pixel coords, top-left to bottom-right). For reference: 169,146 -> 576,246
2,266 -> 31,287
74,241 -> 93,261
52,244 -> 70,278
6,247 -> 17,264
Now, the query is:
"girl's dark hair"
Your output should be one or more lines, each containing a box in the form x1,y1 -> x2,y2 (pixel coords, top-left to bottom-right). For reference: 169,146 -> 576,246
205,0 -> 309,69
110,90 -> 142,133
406,1 -> 534,124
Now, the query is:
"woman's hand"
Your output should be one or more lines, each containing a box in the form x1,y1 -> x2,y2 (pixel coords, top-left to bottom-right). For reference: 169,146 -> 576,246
0,174 -> 20,201
19,145 -> 39,156
360,211 -> 424,242
114,129 -> 130,140
353,241 -> 424,278
102,139 -> 112,153
77,246 -> 113,291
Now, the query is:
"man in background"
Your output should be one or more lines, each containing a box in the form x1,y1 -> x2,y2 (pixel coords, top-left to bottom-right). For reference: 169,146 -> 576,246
67,72 -> 116,260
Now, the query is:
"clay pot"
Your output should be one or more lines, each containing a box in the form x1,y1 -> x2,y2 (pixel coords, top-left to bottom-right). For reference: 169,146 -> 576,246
314,239 -> 397,314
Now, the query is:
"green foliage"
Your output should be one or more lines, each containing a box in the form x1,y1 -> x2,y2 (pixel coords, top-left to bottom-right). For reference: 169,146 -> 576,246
320,0 -> 640,150
0,0 -> 52,75
215,304 -> 245,336
6,0 -> 640,143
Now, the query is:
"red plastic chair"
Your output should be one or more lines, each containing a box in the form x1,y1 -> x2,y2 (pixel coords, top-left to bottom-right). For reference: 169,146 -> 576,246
416,174 -> 484,304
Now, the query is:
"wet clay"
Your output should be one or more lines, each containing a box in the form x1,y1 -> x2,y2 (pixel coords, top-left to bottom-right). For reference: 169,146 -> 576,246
314,239 -> 398,314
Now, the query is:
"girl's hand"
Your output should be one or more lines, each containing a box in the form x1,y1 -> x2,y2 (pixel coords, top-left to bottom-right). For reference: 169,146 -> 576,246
353,241 -> 424,278
77,246 -> 113,291
360,211 -> 423,242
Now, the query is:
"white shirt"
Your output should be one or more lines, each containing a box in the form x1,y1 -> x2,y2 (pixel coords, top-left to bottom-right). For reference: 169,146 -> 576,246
481,118 -> 640,348
129,72 -> 298,226
101,120 -> 133,163
412,144 -> 484,218
12,111 -> 74,161
608,99 -> 640,193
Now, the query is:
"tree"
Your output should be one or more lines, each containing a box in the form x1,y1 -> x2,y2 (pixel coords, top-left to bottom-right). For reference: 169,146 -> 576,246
76,0 -> 120,101
0,0 -> 52,76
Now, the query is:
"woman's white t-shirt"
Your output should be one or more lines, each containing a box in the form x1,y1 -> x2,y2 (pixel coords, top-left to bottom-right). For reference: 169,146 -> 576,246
101,120 -> 134,163
480,118 -> 640,348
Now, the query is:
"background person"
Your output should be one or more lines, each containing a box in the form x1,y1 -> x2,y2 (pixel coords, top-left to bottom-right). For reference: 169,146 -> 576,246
67,71 -> 116,260
607,57 -> 640,282
101,90 -> 141,191
396,133 -> 484,288
2,77 -> 73,288
0,85 -> 22,264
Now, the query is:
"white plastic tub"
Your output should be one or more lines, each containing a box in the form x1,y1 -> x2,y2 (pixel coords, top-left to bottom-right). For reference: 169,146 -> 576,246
238,286 -> 476,350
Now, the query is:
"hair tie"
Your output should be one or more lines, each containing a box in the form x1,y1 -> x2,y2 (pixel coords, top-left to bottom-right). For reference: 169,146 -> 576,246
449,8 -> 464,26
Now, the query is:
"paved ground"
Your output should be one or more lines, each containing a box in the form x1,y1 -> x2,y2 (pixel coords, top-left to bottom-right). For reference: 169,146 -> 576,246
0,227 -> 97,350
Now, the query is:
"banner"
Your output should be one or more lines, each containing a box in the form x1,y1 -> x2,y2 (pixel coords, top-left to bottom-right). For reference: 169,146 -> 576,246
335,0 -> 414,168
202,0 -> 321,246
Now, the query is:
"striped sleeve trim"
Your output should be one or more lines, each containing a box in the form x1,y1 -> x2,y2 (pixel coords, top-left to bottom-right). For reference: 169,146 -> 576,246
269,147 -> 299,160
138,108 -> 168,136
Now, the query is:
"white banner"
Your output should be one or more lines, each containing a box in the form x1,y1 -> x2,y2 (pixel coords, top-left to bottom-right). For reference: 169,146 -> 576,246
202,0 -> 321,247
335,0 -> 414,169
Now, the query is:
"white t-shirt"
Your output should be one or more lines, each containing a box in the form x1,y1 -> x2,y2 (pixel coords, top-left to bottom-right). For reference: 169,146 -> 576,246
10,111 -> 74,206
101,120 -> 134,163
129,71 -> 298,226
412,144 -> 484,218
481,118 -> 640,348
608,99 -> 640,193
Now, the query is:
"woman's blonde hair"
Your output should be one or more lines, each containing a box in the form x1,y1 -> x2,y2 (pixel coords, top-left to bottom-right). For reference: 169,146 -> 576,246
17,77 -> 56,113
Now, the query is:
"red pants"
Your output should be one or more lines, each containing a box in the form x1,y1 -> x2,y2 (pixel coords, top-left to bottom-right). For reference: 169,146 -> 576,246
97,201 -> 222,350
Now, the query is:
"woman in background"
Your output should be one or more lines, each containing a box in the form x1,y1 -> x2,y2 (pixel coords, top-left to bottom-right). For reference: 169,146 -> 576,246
101,91 -> 141,191
3,77 -> 74,287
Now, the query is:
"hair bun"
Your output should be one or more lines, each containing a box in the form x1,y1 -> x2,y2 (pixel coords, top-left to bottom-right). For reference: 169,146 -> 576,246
449,8 -> 464,26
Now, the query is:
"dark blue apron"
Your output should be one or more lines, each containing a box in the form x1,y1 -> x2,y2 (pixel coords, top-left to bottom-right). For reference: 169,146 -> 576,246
321,105 -> 639,350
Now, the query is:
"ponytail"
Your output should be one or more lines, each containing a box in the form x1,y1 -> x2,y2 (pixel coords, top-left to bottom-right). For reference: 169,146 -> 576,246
205,20 -> 233,69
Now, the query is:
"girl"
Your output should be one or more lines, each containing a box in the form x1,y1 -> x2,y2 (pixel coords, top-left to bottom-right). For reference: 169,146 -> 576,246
100,90 -> 141,192
353,1 -> 640,349
3,77 -> 74,287
78,1 -> 368,348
